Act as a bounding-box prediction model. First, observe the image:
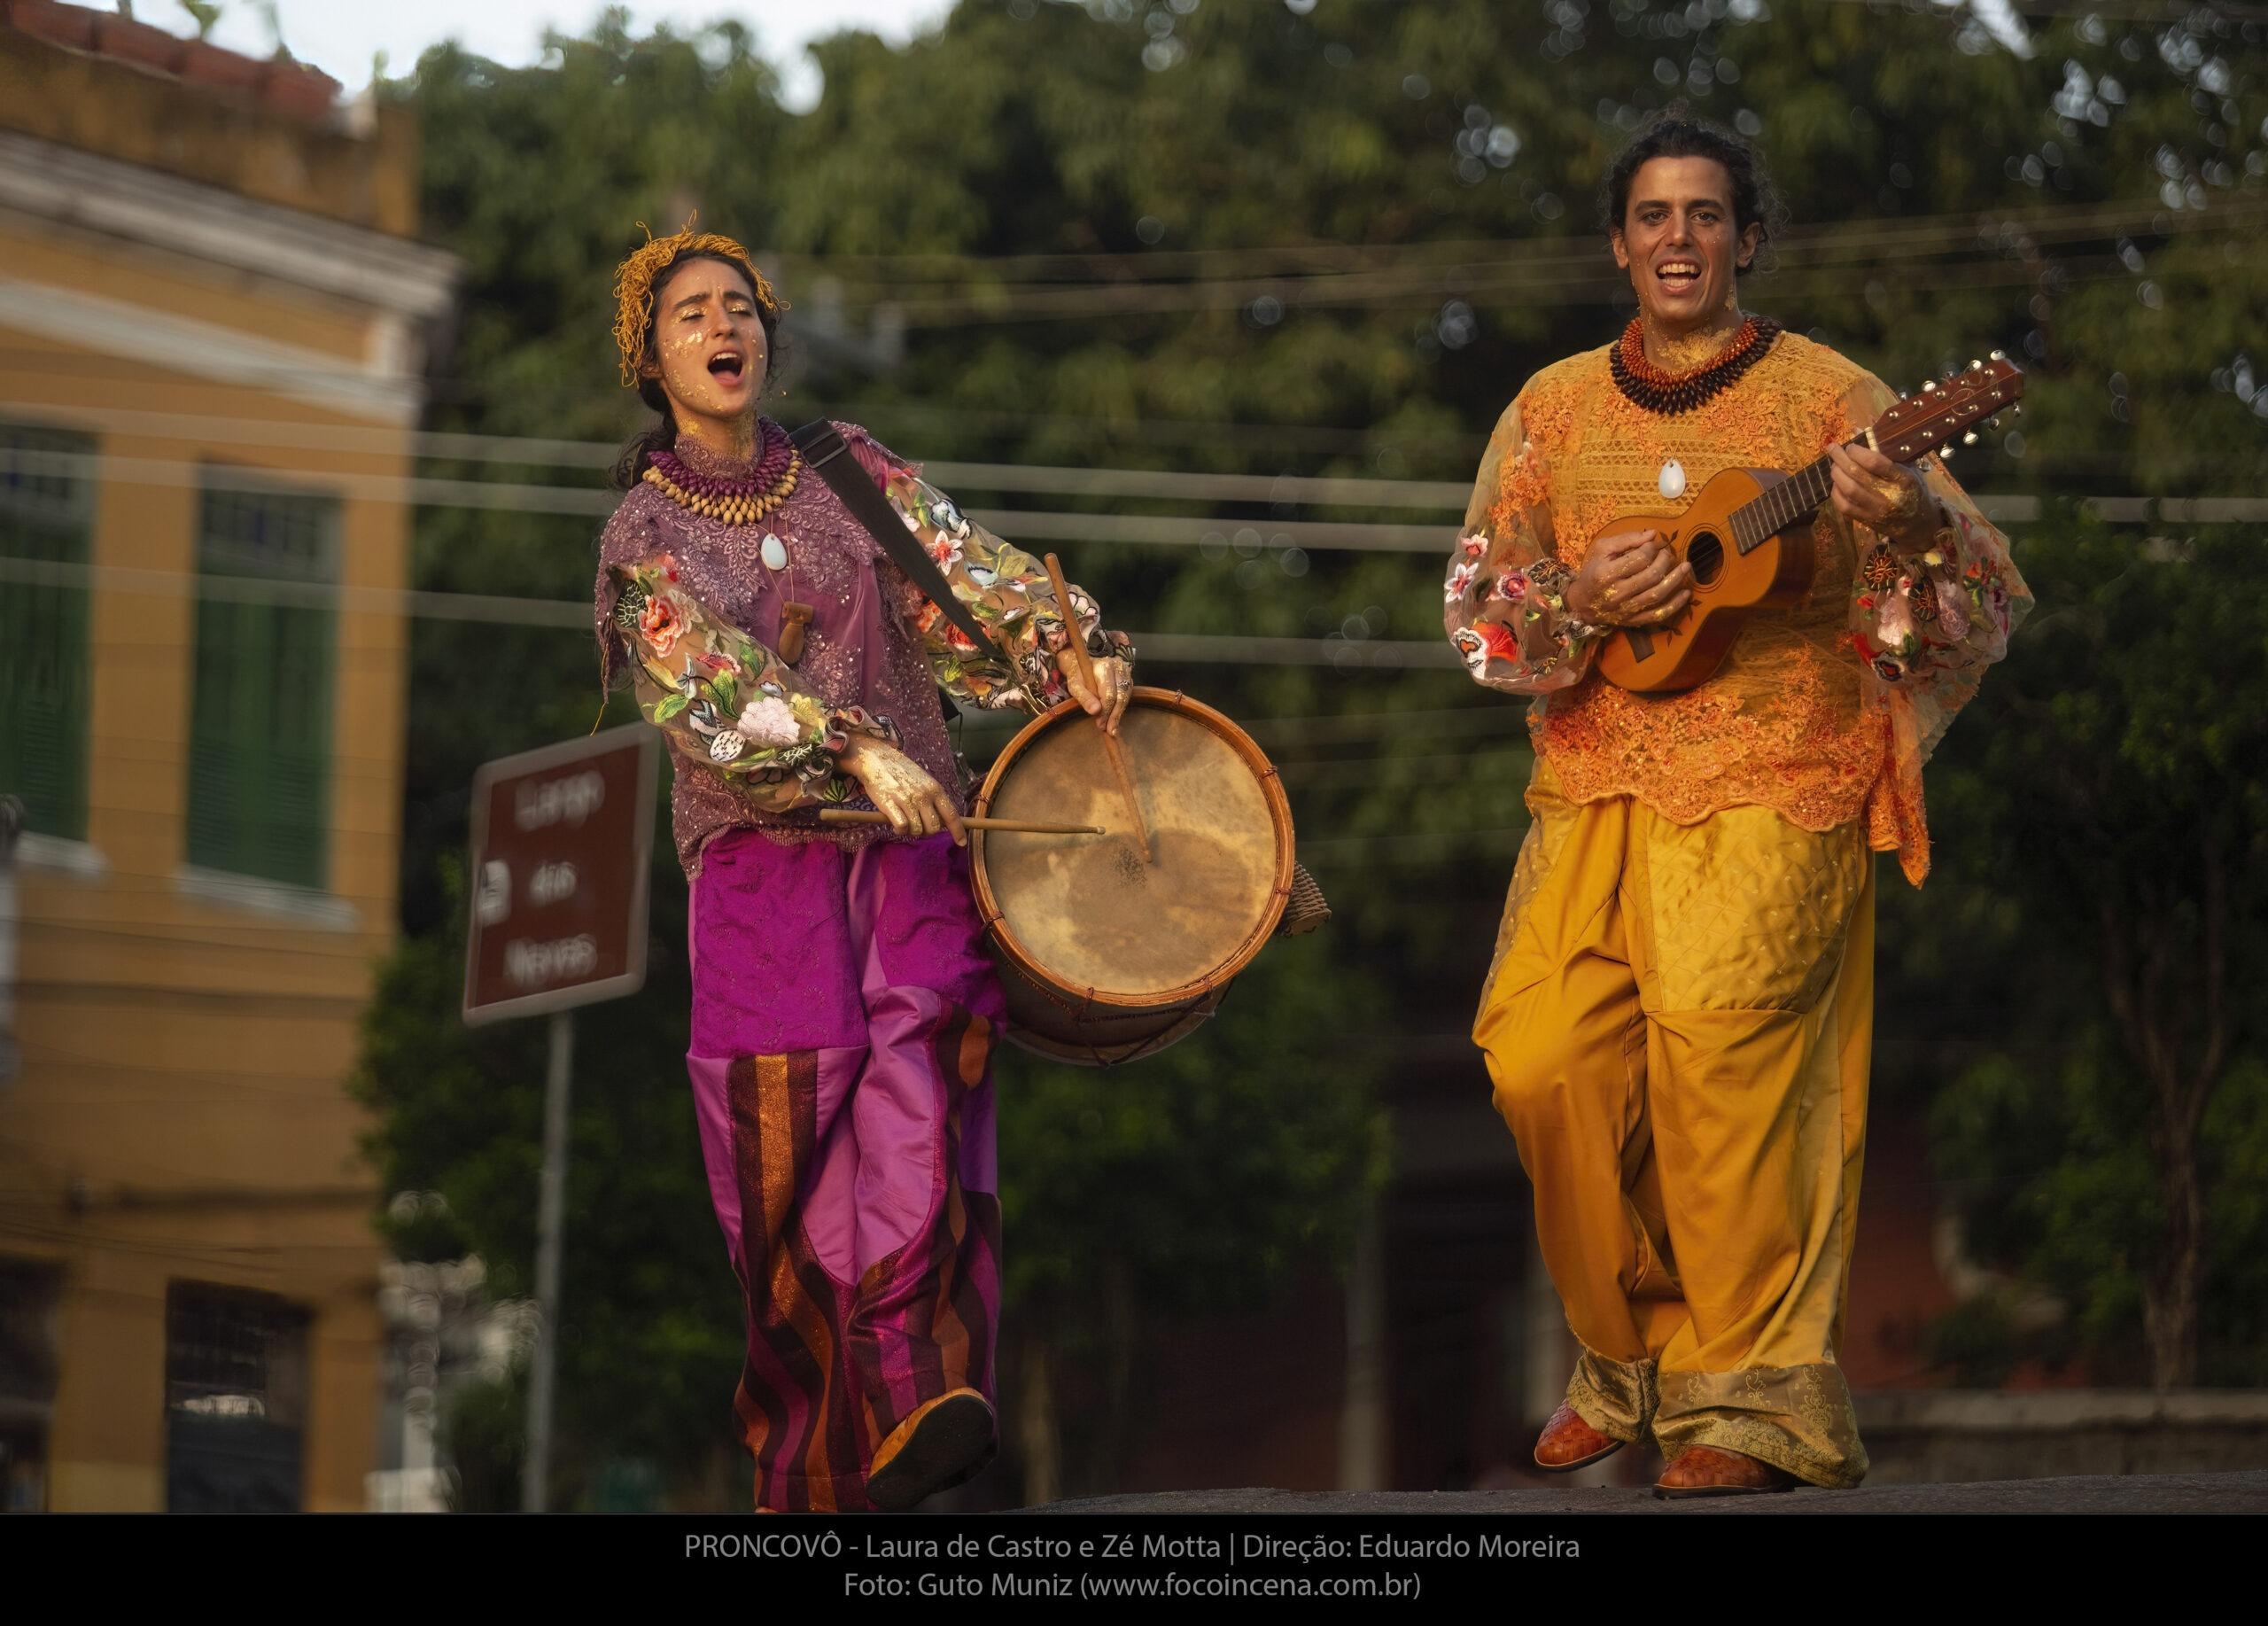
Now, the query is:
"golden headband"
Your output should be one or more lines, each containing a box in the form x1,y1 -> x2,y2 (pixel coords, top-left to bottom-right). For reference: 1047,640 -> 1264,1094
611,215 -> 787,388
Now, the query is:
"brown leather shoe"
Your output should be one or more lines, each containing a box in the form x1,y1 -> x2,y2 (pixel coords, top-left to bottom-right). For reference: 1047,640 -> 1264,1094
866,1388 -> 997,1512
1653,1444 -> 1798,1498
1533,1403 -> 1624,1472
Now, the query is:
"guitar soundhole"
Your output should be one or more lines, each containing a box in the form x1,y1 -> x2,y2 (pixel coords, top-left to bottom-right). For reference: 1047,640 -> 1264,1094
1686,530 -> 1725,586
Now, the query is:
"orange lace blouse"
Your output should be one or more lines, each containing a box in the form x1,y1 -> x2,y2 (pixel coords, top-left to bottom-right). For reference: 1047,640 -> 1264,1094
1442,331 -> 2031,884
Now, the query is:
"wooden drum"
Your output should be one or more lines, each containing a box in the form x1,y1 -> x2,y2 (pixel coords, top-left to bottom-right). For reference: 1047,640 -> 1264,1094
970,687 -> 1295,1066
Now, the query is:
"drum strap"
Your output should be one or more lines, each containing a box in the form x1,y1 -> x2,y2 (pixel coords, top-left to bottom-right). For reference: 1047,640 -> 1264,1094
791,420 -> 999,653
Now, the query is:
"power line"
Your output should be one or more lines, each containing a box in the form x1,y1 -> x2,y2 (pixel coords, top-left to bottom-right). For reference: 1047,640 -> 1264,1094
767,191 -> 2263,284
2,442 -> 1477,534
773,201 -> 2261,324
824,249 -> 2163,325
0,555 -> 1467,666
1278,751 -> 1536,788
1814,0 -> 2268,19
0,403 -> 1480,509
6,450 -> 2261,580
0,372 -> 1489,459
110,372 -> 2168,496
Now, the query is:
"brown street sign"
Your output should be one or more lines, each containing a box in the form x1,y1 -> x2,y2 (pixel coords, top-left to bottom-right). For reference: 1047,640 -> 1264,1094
462,726 -> 659,1024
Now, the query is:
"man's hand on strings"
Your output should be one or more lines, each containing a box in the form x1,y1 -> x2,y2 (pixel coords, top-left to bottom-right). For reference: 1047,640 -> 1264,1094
1828,442 -> 1929,541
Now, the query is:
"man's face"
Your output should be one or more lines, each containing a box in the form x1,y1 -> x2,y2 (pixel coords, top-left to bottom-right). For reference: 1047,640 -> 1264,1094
1610,155 -> 1764,333
643,259 -> 770,423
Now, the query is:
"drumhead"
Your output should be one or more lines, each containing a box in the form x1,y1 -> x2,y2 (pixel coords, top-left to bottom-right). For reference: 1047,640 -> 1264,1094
975,691 -> 1292,1003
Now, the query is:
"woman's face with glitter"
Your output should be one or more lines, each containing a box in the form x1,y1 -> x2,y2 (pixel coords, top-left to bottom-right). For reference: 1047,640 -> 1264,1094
642,256 -> 771,427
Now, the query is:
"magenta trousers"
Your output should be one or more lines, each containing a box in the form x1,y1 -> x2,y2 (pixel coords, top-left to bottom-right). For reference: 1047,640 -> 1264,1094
686,828 -> 1003,1512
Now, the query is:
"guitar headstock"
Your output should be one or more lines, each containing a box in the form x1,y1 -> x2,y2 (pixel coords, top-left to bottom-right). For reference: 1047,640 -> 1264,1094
1871,353 -> 2025,464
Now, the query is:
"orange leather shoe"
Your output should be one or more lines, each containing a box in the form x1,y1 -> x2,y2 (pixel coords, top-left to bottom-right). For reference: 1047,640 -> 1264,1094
1533,1403 -> 1624,1472
866,1388 -> 997,1512
1652,1445 -> 1798,1498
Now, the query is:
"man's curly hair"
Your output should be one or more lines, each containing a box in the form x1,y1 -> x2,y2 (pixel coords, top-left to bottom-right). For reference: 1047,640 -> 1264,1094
1598,110 -> 1788,272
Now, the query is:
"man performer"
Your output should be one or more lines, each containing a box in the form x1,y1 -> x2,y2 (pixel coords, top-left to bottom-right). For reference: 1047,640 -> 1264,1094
1443,115 -> 2030,1496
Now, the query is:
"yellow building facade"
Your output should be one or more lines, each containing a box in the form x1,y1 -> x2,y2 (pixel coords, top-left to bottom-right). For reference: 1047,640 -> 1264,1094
0,13 -> 454,1511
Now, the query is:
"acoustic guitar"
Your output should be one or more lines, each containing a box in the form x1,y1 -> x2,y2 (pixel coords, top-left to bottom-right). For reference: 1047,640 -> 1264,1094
1595,354 -> 2024,694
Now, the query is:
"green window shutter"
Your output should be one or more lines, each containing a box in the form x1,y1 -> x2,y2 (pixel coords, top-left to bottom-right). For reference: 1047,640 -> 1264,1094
0,423 -> 96,842
185,478 -> 337,891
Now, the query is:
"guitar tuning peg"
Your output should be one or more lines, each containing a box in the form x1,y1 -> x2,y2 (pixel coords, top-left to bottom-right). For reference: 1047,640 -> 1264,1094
1969,358 -> 1983,370
1939,444 -> 1955,460
1962,432 -> 1978,445
1990,349 -> 2007,361
1922,379 -> 1938,393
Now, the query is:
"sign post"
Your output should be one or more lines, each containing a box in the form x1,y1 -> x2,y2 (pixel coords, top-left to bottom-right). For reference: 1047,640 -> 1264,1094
463,726 -> 658,1513
0,797 -> 19,1092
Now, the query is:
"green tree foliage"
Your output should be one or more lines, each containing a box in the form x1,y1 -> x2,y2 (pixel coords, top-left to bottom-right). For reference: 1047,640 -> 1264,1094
1915,524 -> 2268,1386
354,0 -> 2268,1502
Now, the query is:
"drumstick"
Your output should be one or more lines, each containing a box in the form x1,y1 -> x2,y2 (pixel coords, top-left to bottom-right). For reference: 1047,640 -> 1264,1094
816,809 -> 1104,836
1043,551 -> 1153,863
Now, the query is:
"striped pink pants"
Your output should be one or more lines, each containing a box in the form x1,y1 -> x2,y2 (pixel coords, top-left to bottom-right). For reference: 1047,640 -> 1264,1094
685,828 -> 1002,1512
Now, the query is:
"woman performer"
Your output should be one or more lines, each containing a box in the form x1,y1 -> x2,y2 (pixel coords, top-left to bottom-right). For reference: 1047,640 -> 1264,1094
594,222 -> 1133,1513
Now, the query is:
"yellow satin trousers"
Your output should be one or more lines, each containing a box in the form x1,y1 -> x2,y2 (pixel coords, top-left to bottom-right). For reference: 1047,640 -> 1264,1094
1475,761 -> 1874,1487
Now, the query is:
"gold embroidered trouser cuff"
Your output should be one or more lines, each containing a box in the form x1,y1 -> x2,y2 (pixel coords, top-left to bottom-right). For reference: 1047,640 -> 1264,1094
1653,1363 -> 1869,1489
1565,1345 -> 1658,1444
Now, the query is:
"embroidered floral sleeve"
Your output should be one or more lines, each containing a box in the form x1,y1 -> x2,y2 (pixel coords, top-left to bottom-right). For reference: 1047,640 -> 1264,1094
1444,396 -> 1600,695
835,424 -> 1135,712
1838,376 -> 2034,762
609,552 -> 893,813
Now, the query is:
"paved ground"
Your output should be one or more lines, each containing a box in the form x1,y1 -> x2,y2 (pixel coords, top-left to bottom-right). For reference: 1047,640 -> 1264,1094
1036,1469 -> 2268,1514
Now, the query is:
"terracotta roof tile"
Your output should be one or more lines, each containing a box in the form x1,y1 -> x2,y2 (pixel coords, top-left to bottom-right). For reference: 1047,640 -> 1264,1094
1,0 -> 343,122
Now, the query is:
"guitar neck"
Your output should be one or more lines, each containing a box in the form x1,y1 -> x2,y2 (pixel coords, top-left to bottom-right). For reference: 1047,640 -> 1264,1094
1728,442 -> 1852,554
1723,356 -> 2021,552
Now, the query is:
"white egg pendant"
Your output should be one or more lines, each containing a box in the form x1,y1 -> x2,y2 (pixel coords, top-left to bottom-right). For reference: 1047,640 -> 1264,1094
759,532 -> 789,572
1658,458 -> 1687,502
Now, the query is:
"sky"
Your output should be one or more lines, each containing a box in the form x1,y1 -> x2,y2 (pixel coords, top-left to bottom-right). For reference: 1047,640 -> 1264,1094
133,1 -> 2031,108
135,0 -> 956,109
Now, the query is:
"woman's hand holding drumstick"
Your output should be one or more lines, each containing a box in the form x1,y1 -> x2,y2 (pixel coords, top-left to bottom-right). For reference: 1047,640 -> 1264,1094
837,732 -> 968,846
1043,552 -> 1153,863
1054,647 -> 1133,735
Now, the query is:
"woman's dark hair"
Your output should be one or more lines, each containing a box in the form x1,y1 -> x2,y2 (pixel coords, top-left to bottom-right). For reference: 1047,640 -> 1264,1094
610,248 -> 783,490
1597,110 -> 1788,271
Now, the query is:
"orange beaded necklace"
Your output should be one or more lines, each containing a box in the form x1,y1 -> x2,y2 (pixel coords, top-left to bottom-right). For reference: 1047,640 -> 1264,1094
1608,315 -> 1783,416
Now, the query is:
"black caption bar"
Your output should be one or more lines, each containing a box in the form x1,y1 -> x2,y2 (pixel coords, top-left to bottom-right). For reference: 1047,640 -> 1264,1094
27,1501 -> 2258,1593
675,1516 -> 1583,1602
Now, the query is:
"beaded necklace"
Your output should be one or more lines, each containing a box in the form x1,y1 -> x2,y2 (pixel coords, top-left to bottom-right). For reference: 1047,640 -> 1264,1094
1608,314 -> 1783,416
642,425 -> 815,662
641,430 -> 803,526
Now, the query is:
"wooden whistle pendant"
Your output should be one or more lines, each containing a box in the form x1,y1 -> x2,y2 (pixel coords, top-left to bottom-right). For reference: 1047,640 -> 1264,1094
778,601 -> 814,665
